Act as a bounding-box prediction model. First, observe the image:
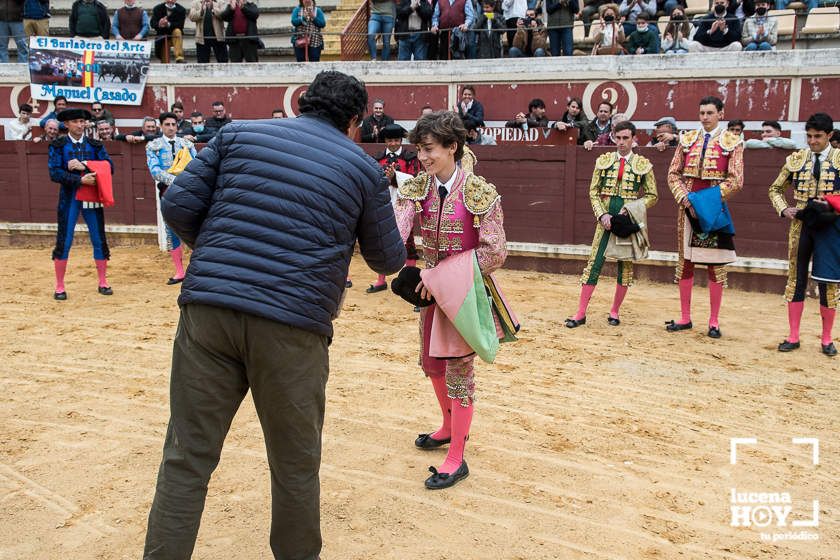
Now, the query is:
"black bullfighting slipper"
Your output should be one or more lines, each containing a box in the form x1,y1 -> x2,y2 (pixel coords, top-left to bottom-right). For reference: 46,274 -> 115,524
822,342 -> 838,357
54,291 -> 67,301
345,280 -> 353,288
365,283 -> 387,294
665,320 -> 692,332
707,326 -> 722,339
607,316 -> 620,326
424,461 -> 469,490
564,317 -> 586,328
98,286 -> 113,296
167,277 -> 184,285
415,433 -> 451,449
777,340 -> 800,352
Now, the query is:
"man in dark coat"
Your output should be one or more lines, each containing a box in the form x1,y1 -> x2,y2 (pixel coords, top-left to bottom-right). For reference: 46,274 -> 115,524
360,98 -> 394,143
151,0 -> 187,62
143,70 -> 406,560
68,0 -> 110,38
220,0 -> 259,62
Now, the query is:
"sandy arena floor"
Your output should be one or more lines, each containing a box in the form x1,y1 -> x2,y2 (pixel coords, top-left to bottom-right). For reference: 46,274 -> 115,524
0,246 -> 837,560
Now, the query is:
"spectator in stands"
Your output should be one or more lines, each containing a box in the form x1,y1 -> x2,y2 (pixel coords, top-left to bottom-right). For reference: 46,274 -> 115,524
22,0 -> 50,40
506,98 -> 550,129
1,0 -> 29,62
547,0 -> 577,57
456,85 -> 484,126
690,0 -> 742,52
582,100 -> 613,150
360,99 -> 394,143
618,0 -> 655,36
96,120 -> 115,141
272,108 -> 285,118
91,101 -> 115,126
626,12 -> 656,53
591,3 -> 625,54
396,0 -> 432,60
509,7 -> 547,56
430,0 -> 475,60
368,0 -> 396,60
205,101 -> 232,136
33,118 -> 60,143
169,101 -> 190,133
742,0 -> 776,51
111,0 -> 150,40
40,95 -> 67,130
581,0 -> 608,36
420,105 -> 434,117
464,116 -> 496,145
832,129 -> 840,149
189,0 -> 228,63
181,111 -> 214,142
5,103 -> 33,140
502,0 -> 527,49
221,0 -> 260,62
744,119 -> 798,149
152,0 -> 186,62
474,0 -> 503,58
775,0 -> 816,13
554,97 -> 589,144
662,6 -> 694,54
69,0 -> 110,38
727,119 -> 744,135
116,116 -> 160,143
291,0 -> 325,62
646,116 -> 679,151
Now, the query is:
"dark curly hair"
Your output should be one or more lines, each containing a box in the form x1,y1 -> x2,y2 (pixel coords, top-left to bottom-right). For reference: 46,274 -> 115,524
298,71 -> 367,133
409,111 -> 466,162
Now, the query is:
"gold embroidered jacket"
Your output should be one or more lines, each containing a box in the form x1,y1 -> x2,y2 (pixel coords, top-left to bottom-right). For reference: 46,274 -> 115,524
589,151 -> 658,219
769,147 -> 840,215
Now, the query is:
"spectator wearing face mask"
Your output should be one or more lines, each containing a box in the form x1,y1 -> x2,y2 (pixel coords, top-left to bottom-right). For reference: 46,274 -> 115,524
626,13 -> 657,53
181,111 -> 214,142
591,3 -> 625,55
618,0 -> 655,36
741,0 -> 776,51
690,0 -> 742,52
662,7 -> 694,54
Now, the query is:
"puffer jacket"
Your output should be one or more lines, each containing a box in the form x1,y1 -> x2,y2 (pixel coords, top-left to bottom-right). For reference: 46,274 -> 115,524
162,114 -> 407,338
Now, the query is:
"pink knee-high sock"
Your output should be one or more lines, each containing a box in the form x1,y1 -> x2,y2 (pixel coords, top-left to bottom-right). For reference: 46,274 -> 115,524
429,375 -> 451,441
373,273 -> 386,287
820,305 -> 836,345
572,284 -> 596,321
94,259 -> 108,288
610,284 -> 628,319
708,281 -> 724,329
439,398 -> 473,474
405,259 -> 416,267
787,301 -> 805,343
170,246 -> 185,279
678,277 -> 693,324
54,259 -> 68,293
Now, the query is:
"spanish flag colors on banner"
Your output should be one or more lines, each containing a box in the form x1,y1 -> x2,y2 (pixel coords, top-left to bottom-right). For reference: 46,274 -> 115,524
82,50 -> 95,88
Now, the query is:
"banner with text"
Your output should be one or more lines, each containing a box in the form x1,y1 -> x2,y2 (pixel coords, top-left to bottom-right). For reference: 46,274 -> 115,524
28,37 -> 150,106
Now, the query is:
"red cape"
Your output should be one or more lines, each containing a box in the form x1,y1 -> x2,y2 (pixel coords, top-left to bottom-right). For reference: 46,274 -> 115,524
75,160 -> 114,207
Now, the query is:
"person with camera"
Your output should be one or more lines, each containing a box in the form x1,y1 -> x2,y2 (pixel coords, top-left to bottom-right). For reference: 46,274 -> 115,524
591,3 -> 625,55
741,0 -> 776,51
189,0 -> 228,63
220,0 -> 260,62
508,7 -> 547,56
566,120 -> 658,329
505,98 -> 550,129
291,0 -> 325,61
661,6 -> 694,54
546,0 -> 577,56
501,0 -> 527,52
690,0 -> 742,52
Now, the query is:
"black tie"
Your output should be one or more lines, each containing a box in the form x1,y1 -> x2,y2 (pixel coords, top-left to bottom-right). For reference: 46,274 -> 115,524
170,140 -> 176,154
813,154 -> 821,181
438,184 -> 447,202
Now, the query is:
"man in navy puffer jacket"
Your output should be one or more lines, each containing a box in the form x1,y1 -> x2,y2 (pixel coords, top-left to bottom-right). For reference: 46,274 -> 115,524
143,71 -> 405,560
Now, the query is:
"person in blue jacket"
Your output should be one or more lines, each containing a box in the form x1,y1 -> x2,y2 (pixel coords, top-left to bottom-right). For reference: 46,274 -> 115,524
291,0 -> 325,62
143,70 -> 406,560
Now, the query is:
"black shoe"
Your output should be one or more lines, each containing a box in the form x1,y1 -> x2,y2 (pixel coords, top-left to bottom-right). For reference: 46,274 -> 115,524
565,317 -> 586,328
778,340 -> 800,352
707,326 -> 722,339
665,320 -> 692,332
424,461 -> 469,490
607,316 -> 620,326
415,433 -> 451,449
98,286 -> 113,296
54,291 -> 67,301
413,306 -> 421,313
823,342 -> 838,357
365,283 -> 387,294
167,277 -> 184,285
345,280 -> 353,288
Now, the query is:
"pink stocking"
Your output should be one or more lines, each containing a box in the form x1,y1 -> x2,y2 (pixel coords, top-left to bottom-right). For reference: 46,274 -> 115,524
54,259 -> 68,293
429,375 -> 451,441
787,301 -> 805,343
170,246 -> 185,280
439,398 -> 473,474
821,305 -> 836,346
572,284 -> 596,321
94,259 -> 109,288
610,284 -> 628,319
372,274 -> 386,287
678,277 -> 693,324
708,281 -> 723,329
